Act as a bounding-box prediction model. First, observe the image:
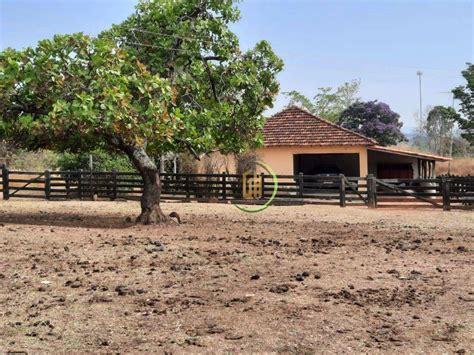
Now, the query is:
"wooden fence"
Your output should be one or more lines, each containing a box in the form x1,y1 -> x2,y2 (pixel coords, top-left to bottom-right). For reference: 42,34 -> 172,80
1,165 -> 473,210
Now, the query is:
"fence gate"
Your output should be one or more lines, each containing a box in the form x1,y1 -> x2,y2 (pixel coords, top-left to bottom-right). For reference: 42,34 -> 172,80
375,178 -> 442,208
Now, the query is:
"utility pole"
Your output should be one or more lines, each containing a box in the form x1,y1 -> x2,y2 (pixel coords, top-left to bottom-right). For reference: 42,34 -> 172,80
416,70 -> 423,123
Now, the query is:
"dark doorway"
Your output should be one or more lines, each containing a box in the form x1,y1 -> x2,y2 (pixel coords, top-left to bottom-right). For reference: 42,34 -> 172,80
377,164 -> 413,179
293,153 -> 360,176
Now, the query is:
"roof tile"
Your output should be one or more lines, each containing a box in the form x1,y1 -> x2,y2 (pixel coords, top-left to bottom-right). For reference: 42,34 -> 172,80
263,106 -> 376,147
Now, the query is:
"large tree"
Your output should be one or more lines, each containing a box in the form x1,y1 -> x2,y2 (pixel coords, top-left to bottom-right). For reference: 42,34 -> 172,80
0,0 -> 283,224
284,79 -> 360,121
425,106 -> 459,156
452,63 -> 474,144
337,100 -> 406,146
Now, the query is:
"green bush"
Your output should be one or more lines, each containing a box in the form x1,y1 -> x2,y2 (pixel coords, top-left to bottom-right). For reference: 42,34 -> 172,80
54,150 -> 135,172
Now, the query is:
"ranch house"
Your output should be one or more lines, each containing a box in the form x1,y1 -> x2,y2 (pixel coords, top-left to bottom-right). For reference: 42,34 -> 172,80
207,106 -> 450,178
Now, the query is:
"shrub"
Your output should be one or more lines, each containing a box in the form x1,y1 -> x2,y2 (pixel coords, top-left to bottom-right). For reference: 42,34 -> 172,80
54,150 -> 135,172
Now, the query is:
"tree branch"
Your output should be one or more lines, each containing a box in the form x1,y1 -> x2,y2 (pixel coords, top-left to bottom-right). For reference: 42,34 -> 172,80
201,55 -> 219,103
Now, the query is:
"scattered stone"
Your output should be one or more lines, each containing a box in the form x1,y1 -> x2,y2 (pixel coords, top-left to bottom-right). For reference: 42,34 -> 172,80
225,333 -> 244,340
115,285 -> 134,296
88,294 -> 113,303
269,284 -> 289,294
250,274 -> 260,280
314,272 -> 322,279
65,279 -> 82,288
295,274 -> 304,282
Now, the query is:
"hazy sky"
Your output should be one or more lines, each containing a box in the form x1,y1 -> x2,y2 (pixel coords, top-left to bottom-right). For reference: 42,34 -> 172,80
1,0 -> 472,133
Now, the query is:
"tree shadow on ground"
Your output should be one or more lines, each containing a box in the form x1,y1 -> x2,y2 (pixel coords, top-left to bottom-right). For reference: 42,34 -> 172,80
0,212 -> 135,229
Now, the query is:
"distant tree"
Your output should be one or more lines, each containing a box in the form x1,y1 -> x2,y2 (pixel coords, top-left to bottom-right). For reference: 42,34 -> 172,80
338,101 -> 406,146
285,79 -> 360,121
0,1 -> 283,224
425,106 -> 459,156
452,63 -> 474,144
451,136 -> 473,157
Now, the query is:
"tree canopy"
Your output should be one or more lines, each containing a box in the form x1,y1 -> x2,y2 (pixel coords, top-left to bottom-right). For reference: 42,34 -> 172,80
425,106 -> 459,156
0,0 -> 283,223
337,100 -> 406,146
452,63 -> 474,144
284,79 -> 360,121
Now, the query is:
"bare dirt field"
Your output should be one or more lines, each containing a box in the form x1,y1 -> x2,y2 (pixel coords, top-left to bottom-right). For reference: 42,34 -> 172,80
0,200 -> 473,353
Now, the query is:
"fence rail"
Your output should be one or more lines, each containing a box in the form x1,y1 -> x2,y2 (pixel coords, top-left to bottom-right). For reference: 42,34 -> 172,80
1,165 -> 473,210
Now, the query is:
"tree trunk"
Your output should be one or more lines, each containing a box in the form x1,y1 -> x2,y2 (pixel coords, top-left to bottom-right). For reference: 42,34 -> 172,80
122,145 -> 176,224
137,167 -> 170,224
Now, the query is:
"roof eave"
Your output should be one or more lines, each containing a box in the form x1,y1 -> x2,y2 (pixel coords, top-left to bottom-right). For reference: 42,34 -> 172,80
368,145 -> 452,162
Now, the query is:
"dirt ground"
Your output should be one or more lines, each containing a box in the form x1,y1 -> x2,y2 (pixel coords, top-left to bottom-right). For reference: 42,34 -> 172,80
0,200 -> 473,353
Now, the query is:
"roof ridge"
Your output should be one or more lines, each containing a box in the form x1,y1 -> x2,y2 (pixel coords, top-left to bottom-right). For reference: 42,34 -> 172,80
269,105 -> 377,145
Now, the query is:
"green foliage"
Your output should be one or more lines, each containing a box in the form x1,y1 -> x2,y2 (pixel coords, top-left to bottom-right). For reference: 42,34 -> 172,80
425,106 -> 459,156
452,63 -> 474,144
284,79 -> 360,121
0,0 -> 283,166
0,34 -> 177,152
54,150 -> 135,172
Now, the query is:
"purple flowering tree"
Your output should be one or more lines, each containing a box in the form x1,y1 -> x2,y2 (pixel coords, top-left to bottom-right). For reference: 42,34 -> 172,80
337,101 -> 406,146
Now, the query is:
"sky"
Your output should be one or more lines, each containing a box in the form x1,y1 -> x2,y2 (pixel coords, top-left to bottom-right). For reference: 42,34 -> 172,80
1,0 -> 472,134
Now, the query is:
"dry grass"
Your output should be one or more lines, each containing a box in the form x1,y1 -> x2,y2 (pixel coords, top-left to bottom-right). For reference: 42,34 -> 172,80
394,144 -> 474,176
437,157 -> 474,176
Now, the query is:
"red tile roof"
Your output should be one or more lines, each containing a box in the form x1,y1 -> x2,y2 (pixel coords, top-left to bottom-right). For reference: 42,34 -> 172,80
263,106 -> 376,147
368,145 -> 451,162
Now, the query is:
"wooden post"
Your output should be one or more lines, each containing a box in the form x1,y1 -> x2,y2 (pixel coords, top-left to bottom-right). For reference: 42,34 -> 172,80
44,170 -> 51,200
339,174 -> 346,207
298,172 -> 304,198
78,169 -> 83,200
442,177 -> 451,211
65,171 -> 71,198
260,172 -> 265,199
111,169 -> 117,201
185,175 -> 190,201
222,172 -> 227,200
89,170 -> 93,200
367,174 -> 377,208
1,164 -> 9,200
